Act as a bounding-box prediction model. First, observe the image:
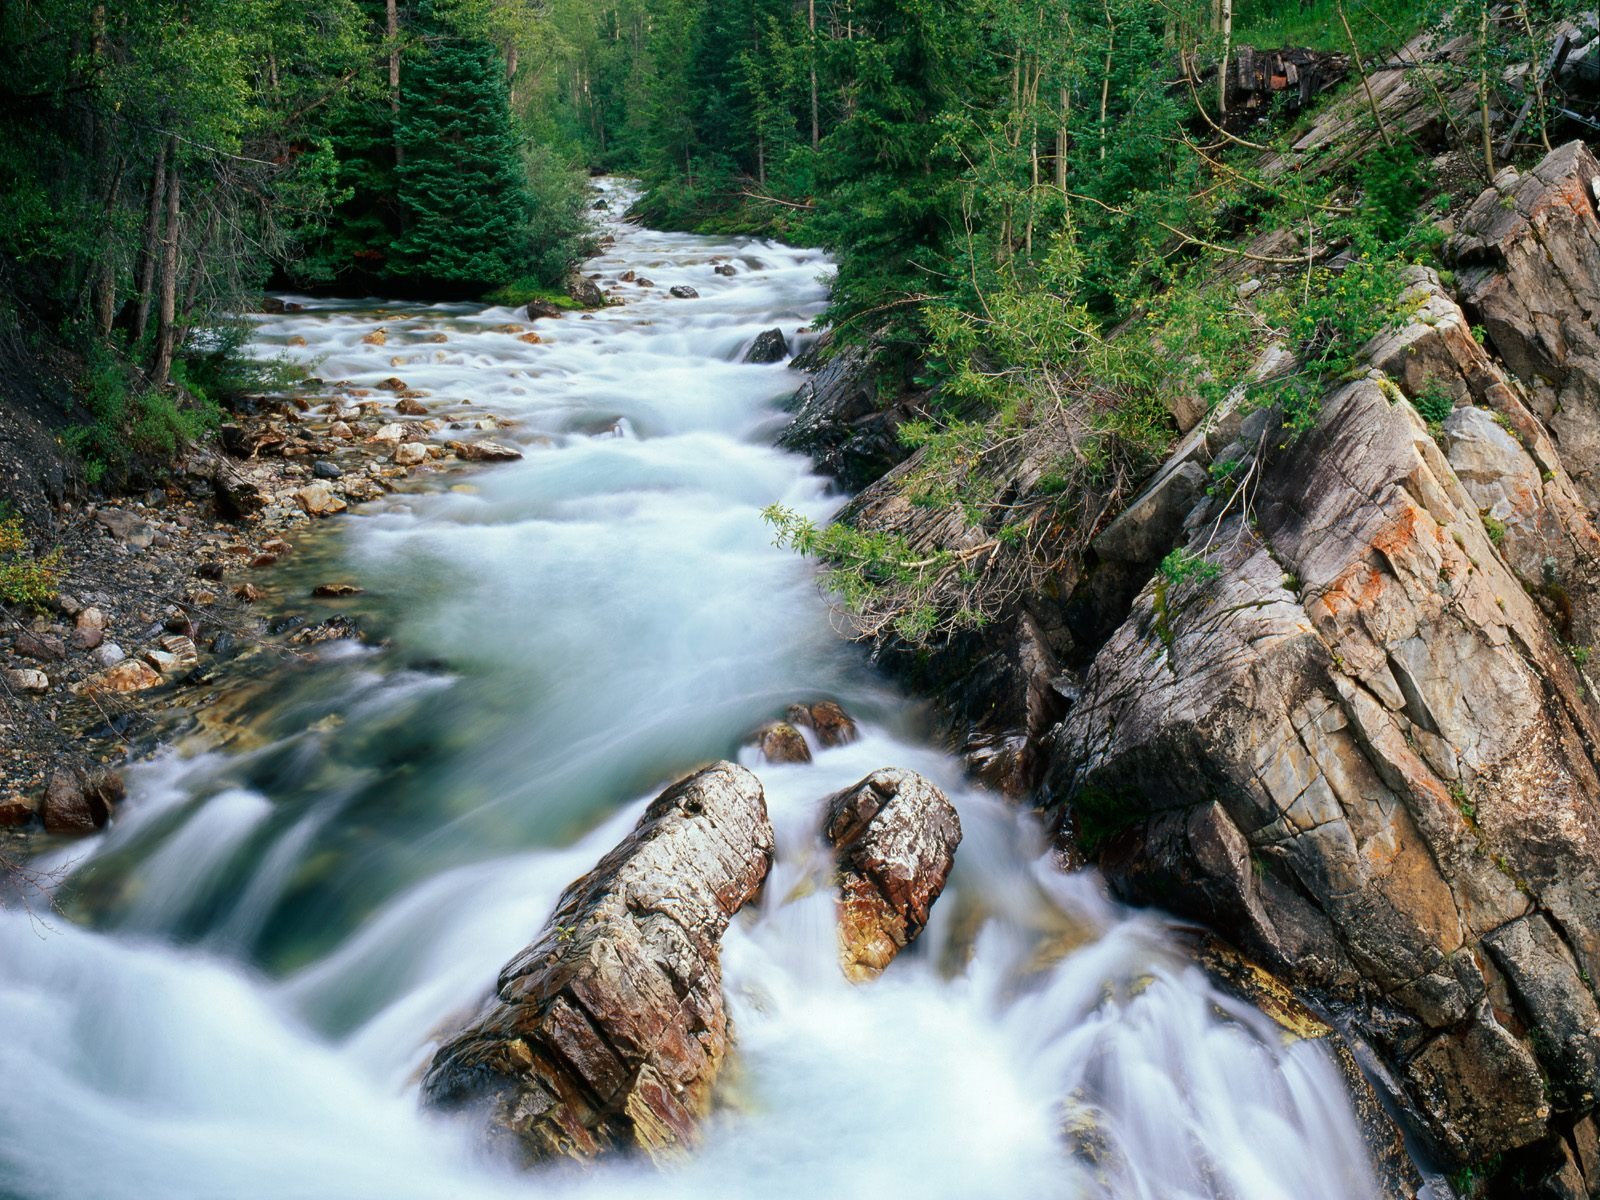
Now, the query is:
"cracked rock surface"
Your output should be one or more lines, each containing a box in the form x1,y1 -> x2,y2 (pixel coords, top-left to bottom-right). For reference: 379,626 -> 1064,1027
421,762 -> 773,1165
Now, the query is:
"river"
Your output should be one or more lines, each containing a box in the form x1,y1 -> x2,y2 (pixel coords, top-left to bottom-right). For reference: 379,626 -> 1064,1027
0,181 -> 1385,1200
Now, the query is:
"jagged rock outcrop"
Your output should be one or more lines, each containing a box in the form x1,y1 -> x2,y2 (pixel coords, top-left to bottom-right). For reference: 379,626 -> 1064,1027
780,338 -> 915,490
823,769 -> 961,981
1050,369 -> 1600,1166
1448,141 -> 1600,512
421,762 -> 774,1165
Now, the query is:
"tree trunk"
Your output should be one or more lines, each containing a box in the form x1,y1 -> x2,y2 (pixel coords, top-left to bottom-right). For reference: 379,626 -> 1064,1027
133,139 -> 169,347
388,0 -> 403,169
153,144 -> 180,387
1217,0 -> 1232,114
809,0 -> 819,149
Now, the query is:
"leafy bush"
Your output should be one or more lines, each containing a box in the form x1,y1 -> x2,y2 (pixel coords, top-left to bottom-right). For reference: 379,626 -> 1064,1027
0,515 -> 63,609
1412,378 -> 1457,426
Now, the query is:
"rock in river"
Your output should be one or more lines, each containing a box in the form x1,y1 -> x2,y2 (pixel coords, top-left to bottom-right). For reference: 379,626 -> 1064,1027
743,328 -> 789,364
421,762 -> 774,1166
450,440 -> 523,463
824,768 -> 962,981
786,699 -> 858,747
754,721 -> 811,764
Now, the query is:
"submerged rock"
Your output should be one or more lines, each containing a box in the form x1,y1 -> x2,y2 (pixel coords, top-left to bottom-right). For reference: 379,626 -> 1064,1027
823,768 -> 961,981
421,762 -> 774,1165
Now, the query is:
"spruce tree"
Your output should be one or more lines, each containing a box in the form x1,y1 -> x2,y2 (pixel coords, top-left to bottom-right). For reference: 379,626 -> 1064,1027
387,25 -> 534,292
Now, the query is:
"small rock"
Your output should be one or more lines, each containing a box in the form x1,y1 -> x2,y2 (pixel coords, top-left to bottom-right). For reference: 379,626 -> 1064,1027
329,421 -> 354,439
312,582 -> 363,597
82,660 -> 161,695
92,642 -> 126,667
287,334 -> 308,347
669,285 -> 699,299
377,377 -> 407,392
755,721 -> 812,764
524,299 -> 564,320
158,634 -> 199,669
14,631 -> 65,662
362,327 -> 388,345
786,700 -> 859,747
396,397 -> 428,416
422,332 -> 448,344
76,607 -> 108,635
619,270 -> 636,283
714,264 -> 737,277
517,331 -> 543,345
371,423 -> 405,442
393,442 -> 428,466
294,483 -> 347,517
0,797 -> 35,827
4,668 -> 49,693
312,459 -> 343,480
449,440 -> 523,463
636,277 -> 655,288
40,769 -> 125,836
95,508 -> 156,549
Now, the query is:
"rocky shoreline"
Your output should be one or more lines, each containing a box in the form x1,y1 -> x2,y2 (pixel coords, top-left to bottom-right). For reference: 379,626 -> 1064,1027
0,310 -> 546,857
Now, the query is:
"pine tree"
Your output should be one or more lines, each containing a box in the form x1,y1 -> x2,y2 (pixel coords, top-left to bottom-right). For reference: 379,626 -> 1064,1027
387,28 -> 535,291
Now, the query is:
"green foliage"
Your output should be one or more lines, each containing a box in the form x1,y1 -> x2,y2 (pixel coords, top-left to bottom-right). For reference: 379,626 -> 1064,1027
0,516 -> 64,610
1159,548 -> 1221,589
65,345 -> 223,484
1482,512 -> 1507,546
1413,378 -> 1457,426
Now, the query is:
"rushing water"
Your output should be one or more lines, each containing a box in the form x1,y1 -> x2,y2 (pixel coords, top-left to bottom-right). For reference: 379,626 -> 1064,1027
0,182 -> 1385,1200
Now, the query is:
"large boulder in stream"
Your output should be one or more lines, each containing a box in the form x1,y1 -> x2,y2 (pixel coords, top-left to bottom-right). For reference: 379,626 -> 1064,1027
420,762 -> 774,1165
823,769 -> 961,981
743,328 -> 789,364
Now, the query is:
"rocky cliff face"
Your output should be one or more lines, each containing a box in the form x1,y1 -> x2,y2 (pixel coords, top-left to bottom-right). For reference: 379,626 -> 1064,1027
787,141 -> 1600,1193
421,763 -> 774,1165
1059,147 -> 1600,1189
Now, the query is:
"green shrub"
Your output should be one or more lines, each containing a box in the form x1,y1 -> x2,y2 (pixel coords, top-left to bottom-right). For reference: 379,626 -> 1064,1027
0,515 -> 63,610
1412,378 -> 1456,427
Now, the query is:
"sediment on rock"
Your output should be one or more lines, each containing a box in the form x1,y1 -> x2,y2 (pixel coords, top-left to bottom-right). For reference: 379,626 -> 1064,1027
823,768 -> 961,981
421,762 -> 774,1165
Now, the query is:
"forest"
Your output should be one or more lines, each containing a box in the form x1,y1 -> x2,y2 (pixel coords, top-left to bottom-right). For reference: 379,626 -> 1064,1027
2,0 -> 1590,494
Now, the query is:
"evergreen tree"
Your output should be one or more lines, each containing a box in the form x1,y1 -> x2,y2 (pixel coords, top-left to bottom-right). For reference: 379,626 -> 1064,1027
388,29 -> 536,291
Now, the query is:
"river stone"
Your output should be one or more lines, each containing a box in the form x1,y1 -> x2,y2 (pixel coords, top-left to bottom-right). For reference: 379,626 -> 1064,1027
0,796 -> 35,827
4,668 -> 48,693
565,273 -> 606,309
14,630 -> 65,662
396,398 -> 428,416
449,440 -> 523,463
95,508 -> 155,549
743,328 -> 788,364
754,721 -> 811,764
421,762 -> 774,1165
294,483 -> 347,517
823,769 -> 962,981
40,768 -> 123,836
393,442 -> 428,467
714,263 -> 737,277
785,700 -> 858,747
524,299 -> 563,320
668,285 -> 699,299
